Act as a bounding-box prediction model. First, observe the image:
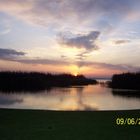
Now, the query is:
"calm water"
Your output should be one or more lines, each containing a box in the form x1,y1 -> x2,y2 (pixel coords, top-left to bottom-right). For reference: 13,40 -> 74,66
0,84 -> 140,110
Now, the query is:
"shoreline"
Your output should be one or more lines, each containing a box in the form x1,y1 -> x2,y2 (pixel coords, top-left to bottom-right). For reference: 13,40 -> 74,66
0,72 -> 97,92
0,108 -> 140,112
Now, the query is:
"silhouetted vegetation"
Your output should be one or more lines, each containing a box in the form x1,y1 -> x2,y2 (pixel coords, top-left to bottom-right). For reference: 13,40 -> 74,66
0,71 -> 97,92
109,72 -> 140,90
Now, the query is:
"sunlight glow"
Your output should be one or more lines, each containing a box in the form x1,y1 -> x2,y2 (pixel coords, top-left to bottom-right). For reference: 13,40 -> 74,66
69,65 -> 80,76
73,72 -> 78,77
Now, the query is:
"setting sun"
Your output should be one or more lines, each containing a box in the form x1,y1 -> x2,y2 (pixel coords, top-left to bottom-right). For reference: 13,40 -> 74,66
69,65 -> 80,77
73,72 -> 78,77
0,1 -> 140,139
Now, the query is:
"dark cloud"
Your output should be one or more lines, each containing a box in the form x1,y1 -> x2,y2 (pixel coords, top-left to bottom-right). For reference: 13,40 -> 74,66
75,51 -> 89,60
0,48 -> 25,59
114,40 -> 131,45
59,31 -> 100,50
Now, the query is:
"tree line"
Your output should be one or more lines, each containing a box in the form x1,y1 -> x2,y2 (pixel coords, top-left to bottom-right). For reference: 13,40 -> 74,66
109,72 -> 140,90
0,71 -> 97,92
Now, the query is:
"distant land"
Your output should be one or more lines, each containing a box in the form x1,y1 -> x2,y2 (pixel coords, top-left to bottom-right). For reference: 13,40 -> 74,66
0,71 -> 97,92
109,72 -> 140,90
0,71 -> 140,92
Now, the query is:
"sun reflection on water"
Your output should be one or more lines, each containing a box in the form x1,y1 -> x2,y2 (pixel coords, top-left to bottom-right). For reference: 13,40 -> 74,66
0,85 -> 140,110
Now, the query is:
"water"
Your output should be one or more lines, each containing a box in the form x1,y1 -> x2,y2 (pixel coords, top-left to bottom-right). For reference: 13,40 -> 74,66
0,83 -> 140,111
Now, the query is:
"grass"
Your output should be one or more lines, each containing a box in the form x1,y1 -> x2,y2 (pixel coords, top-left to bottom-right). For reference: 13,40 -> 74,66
0,109 -> 140,140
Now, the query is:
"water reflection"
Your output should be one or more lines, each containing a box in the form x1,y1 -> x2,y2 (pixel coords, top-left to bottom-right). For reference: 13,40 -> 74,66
72,86 -> 98,110
0,85 -> 140,110
0,94 -> 23,106
112,89 -> 140,98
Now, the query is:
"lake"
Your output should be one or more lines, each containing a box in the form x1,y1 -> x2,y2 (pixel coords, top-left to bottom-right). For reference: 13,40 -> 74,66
0,83 -> 140,110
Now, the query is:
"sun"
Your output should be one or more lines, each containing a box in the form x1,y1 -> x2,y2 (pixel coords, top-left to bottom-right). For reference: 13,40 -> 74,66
73,72 -> 78,77
69,65 -> 80,76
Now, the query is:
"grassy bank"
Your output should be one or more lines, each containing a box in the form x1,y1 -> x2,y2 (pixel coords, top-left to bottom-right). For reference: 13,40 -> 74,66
0,109 -> 140,140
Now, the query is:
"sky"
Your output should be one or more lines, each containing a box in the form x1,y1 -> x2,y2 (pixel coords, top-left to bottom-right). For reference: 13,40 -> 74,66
0,0 -> 140,78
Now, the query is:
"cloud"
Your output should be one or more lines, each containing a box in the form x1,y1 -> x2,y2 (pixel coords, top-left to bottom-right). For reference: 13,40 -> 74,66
114,40 -> 131,45
10,56 -> 140,72
0,0 -> 139,76
0,28 -> 11,35
0,48 -> 25,59
76,61 -> 140,72
75,52 -> 88,60
16,58 -> 68,65
0,51 -> 139,73
59,31 -> 100,50
0,0 -> 139,28
0,17 -> 11,35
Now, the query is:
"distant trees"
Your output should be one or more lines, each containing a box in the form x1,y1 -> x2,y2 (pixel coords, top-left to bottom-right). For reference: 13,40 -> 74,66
0,71 -> 97,92
109,72 -> 140,90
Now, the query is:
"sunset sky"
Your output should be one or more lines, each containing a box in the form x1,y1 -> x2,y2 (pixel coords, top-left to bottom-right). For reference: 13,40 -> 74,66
0,0 -> 140,78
